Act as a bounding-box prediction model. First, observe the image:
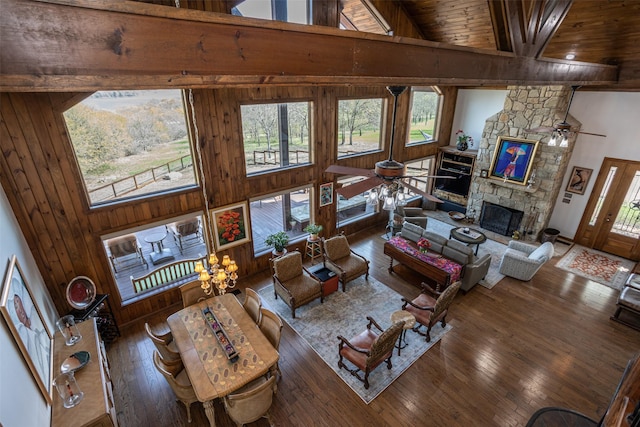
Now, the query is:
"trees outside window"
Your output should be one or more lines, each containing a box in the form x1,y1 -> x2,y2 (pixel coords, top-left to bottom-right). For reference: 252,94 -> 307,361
241,102 -> 312,175
63,90 -> 195,206
337,98 -> 384,158
407,87 -> 441,145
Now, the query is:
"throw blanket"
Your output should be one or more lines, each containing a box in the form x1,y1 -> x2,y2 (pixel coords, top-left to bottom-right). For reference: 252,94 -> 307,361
388,236 -> 462,283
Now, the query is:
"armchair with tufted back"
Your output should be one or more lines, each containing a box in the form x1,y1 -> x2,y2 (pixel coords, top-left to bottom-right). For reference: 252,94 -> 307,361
272,250 -> 323,318
322,233 -> 370,291
401,281 -> 461,342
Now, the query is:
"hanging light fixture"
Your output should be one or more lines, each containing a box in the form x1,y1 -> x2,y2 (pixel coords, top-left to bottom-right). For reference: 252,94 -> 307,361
195,253 -> 239,296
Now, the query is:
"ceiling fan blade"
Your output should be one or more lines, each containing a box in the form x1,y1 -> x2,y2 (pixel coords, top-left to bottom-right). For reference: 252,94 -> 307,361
326,165 -> 376,177
576,130 -> 607,137
524,126 -> 555,133
336,176 -> 383,199
401,181 -> 443,203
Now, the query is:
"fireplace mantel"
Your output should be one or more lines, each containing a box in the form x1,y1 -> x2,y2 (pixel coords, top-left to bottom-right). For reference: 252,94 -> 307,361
480,177 -> 538,193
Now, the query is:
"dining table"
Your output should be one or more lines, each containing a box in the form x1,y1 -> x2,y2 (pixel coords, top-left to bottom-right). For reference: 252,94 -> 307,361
166,293 -> 279,427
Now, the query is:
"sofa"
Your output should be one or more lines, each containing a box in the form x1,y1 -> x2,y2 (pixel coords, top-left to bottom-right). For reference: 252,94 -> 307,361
398,222 -> 491,293
498,240 -> 554,281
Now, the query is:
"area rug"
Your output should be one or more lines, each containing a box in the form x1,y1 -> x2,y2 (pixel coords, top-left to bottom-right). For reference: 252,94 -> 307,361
258,276 -> 451,403
555,245 -> 636,290
382,218 -> 507,289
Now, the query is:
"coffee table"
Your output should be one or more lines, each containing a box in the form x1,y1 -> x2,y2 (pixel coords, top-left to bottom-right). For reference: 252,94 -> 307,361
144,232 -> 175,265
449,227 -> 487,255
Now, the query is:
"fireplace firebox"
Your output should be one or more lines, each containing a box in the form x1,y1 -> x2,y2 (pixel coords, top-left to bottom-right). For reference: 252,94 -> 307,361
480,202 -> 524,236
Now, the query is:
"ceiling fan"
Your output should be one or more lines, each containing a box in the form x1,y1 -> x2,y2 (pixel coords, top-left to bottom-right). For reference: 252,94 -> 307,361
524,85 -> 607,144
325,86 -> 453,204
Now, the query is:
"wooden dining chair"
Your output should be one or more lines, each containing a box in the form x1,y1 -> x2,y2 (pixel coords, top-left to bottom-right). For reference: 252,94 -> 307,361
145,322 -> 181,362
179,280 -> 209,308
153,351 -> 198,423
222,375 -> 277,427
258,307 -> 283,381
243,288 -> 262,324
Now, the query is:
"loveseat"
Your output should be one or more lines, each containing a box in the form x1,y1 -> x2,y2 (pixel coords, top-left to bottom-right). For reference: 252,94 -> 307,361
398,222 -> 491,293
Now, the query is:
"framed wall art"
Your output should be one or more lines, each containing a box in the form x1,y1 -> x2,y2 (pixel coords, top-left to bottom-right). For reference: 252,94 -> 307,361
1,255 -> 53,404
488,136 -> 539,185
211,202 -> 251,251
319,182 -> 334,207
565,166 -> 593,195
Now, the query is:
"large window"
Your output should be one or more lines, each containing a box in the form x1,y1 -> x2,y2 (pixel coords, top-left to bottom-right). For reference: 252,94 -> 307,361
102,213 -> 206,304
337,98 -> 384,158
250,186 -> 311,255
233,0 -> 310,24
64,90 -> 196,205
336,177 -> 378,226
241,102 -> 312,175
406,87 -> 441,145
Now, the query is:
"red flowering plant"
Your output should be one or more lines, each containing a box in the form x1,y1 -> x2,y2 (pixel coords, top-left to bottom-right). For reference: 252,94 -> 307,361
417,237 -> 431,253
216,209 -> 246,245
455,129 -> 473,149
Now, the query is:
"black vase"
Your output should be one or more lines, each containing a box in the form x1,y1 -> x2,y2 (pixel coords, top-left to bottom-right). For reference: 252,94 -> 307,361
456,140 -> 468,151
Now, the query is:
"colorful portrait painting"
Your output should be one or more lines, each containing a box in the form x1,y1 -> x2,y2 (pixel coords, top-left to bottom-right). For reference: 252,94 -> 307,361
1,255 -> 53,404
211,202 -> 251,250
488,136 -> 539,185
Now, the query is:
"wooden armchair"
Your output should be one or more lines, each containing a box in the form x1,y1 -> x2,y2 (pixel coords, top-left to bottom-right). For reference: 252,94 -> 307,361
401,281 -> 461,342
272,250 -> 323,318
152,351 -> 198,423
322,233 -> 370,291
337,316 -> 405,389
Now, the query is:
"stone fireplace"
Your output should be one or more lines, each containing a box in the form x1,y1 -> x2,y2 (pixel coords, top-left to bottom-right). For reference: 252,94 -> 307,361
480,202 -> 525,236
466,86 -> 580,240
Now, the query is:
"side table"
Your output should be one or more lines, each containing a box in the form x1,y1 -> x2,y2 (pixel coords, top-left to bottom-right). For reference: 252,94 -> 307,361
390,310 -> 416,356
309,265 -> 339,296
305,237 -> 322,265
68,294 -> 120,344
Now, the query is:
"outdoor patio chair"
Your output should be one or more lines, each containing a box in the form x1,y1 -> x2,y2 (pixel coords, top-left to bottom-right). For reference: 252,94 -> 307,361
168,218 -> 202,254
106,234 -> 148,273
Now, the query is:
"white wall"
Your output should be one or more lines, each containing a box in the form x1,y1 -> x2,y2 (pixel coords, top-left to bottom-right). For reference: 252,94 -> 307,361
451,89 -> 507,148
0,187 -> 57,427
453,89 -> 640,239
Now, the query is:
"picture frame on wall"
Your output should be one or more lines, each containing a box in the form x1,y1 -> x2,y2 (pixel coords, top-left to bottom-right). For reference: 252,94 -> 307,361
319,182 -> 333,207
488,136 -> 539,185
565,166 -> 593,195
0,255 -> 53,404
211,202 -> 251,251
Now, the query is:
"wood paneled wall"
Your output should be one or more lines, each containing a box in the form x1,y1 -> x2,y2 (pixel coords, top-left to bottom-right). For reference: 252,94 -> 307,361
0,84 -> 455,325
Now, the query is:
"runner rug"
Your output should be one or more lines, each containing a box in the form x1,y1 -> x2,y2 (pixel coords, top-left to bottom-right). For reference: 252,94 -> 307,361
555,245 -> 636,290
382,217 -> 507,289
258,276 -> 451,404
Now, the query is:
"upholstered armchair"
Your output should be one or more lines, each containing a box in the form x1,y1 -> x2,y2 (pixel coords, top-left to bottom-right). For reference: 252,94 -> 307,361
272,250 -> 323,318
498,241 -> 554,281
222,375 -> 277,427
401,281 -> 461,342
396,206 -> 428,228
152,351 -> 198,423
322,233 -> 370,291
337,316 -> 405,389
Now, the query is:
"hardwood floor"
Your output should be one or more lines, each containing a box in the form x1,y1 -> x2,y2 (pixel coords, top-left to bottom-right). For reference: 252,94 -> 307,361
107,226 -> 640,427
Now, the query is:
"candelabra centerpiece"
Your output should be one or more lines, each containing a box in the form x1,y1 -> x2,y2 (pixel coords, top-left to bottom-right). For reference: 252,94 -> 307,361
195,253 -> 239,296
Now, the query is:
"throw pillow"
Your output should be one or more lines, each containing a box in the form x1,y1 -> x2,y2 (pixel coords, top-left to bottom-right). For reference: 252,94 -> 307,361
528,242 -> 553,262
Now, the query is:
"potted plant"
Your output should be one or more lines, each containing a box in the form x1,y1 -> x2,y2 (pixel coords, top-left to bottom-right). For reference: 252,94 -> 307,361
265,231 -> 289,256
303,223 -> 323,241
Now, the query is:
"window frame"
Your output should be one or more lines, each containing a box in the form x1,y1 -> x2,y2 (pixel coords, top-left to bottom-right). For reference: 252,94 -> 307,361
406,86 -> 443,146
336,96 -> 387,159
335,176 -> 379,227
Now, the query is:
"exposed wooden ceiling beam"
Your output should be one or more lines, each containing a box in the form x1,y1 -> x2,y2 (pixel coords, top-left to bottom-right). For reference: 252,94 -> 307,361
0,0 -> 618,92
505,0 -> 573,58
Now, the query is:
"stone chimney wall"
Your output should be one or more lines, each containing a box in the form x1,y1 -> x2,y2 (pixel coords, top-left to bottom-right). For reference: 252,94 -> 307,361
466,86 -> 580,240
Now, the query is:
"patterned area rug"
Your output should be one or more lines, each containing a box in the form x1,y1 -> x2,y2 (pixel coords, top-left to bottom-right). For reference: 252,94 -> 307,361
258,276 -> 450,403
382,218 -> 507,289
555,245 -> 636,290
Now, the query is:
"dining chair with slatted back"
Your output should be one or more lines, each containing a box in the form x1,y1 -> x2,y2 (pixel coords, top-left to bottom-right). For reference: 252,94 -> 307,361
153,350 -> 198,423
243,288 -> 262,324
145,322 -> 181,362
222,375 -> 277,427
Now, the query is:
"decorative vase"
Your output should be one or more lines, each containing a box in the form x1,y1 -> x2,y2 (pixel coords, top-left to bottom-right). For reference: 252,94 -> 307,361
456,140 -> 468,151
